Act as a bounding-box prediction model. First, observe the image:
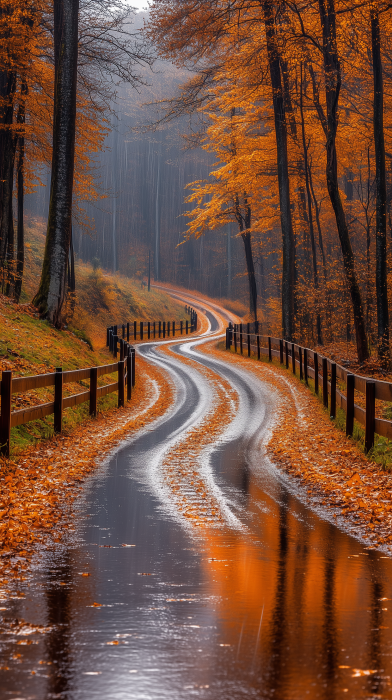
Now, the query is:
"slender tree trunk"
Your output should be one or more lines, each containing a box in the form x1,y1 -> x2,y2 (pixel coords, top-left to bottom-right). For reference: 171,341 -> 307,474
235,197 -> 257,321
241,230 -> 257,322
14,136 -> 24,303
227,222 -> 232,297
318,0 -> 369,362
263,0 -> 295,340
33,0 -> 79,326
155,148 -> 160,281
0,64 -> 16,276
67,226 -> 76,317
299,63 -> 322,344
112,115 -> 118,274
67,227 -> 75,292
371,3 -> 389,363
14,81 -> 27,303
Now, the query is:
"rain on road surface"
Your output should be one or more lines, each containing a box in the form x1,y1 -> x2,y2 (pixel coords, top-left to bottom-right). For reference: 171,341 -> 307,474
1,302 -> 392,700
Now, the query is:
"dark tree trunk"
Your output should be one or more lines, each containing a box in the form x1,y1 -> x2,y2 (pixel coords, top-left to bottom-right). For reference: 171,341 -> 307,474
66,226 -> 76,317
241,230 -> 257,322
317,0 -> 369,363
33,0 -> 79,326
67,226 -> 75,293
371,4 -> 389,363
235,196 -> 257,321
0,67 -> 16,275
14,136 -> 24,303
14,81 -> 27,303
299,63 -> 322,344
263,0 -> 295,340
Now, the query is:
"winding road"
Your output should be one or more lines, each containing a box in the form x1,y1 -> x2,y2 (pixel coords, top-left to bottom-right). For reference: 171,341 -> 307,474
1,299 -> 392,700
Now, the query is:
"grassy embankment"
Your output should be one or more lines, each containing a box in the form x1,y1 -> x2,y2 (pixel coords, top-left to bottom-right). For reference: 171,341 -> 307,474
1,220 -> 187,455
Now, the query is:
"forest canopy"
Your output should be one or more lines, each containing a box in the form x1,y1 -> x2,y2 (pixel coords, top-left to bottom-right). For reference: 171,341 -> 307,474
144,0 -> 392,364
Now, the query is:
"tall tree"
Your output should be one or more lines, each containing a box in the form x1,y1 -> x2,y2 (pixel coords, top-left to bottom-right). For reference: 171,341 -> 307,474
33,0 -> 79,325
371,1 -> 389,363
14,80 -> 27,303
317,0 -> 369,362
263,0 -> 295,340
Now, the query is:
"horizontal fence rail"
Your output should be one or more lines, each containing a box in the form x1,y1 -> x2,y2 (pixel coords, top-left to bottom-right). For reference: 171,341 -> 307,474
226,323 -> 392,453
0,342 -> 137,458
106,306 -> 198,352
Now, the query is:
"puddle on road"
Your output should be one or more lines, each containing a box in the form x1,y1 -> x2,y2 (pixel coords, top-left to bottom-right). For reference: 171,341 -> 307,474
1,437 -> 392,700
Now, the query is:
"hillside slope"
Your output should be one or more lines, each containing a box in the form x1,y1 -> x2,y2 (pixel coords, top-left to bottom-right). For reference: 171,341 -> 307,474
0,220 -> 188,453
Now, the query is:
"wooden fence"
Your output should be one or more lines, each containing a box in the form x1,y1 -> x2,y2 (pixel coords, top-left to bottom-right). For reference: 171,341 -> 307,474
106,305 -> 198,349
226,323 -> 392,453
0,307 -> 199,458
0,343 -> 136,458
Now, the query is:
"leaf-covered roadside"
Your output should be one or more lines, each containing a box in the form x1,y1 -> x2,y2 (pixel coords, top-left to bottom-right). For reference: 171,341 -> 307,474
0,355 -> 175,596
203,341 -> 392,552
158,338 -> 238,527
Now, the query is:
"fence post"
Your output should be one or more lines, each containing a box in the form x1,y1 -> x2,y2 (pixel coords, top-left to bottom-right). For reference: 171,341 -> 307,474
148,321 -> 151,339
285,341 -> 289,368
159,321 -> 162,338
114,325 -> 118,338
226,329 -> 229,349
118,360 -> 125,408
132,348 -> 136,387
109,330 -> 112,353
346,373 -> 354,436
106,327 -> 110,347
240,328 -> 243,355
291,343 -> 295,374
304,348 -> 308,385
233,330 -> 237,353
0,370 -> 12,457
120,339 -> 125,361
268,337 -> 272,362
122,324 -> 125,339
299,347 -> 303,380
186,320 -> 188,335
114,335 -> 118,358
247,333 -> 251,356
365,381 -> 376,452
181,320 -> 183,335
90,367 -> 98,416
314,352 -> 319,395
330,362 -> 336,418
257,335 -> 260,360
279,339 -> 283,364
127,322 -> 130,342
163,321 -> 166,338
127,347 -> 132,401
322,358 -> 328,408
140,322 -> 143,341
54,367 -> 63,433
153,321 -> 156,339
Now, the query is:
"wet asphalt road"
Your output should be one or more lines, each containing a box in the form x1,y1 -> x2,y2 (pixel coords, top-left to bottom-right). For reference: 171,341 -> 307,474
1,305 -> 392,700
